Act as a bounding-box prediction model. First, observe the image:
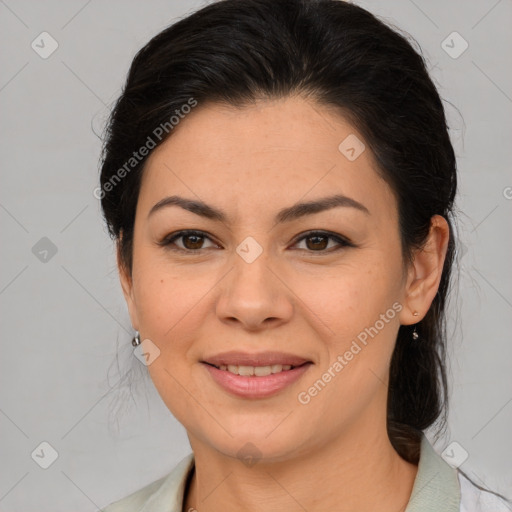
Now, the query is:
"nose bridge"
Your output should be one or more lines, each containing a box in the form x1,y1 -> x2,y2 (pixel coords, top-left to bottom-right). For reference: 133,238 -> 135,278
215,235 -> 293,329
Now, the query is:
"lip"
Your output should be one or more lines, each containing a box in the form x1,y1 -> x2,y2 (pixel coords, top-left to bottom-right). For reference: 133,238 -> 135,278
202,350 -> 311,367
202,361 -> 313,399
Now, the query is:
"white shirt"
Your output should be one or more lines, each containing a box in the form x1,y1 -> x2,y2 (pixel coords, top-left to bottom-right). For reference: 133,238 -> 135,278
458,471 -> 511,511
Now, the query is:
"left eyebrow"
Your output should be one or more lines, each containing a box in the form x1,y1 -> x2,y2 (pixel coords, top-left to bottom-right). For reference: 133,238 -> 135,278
275,194 -> 370,223
147,193 -> 370,223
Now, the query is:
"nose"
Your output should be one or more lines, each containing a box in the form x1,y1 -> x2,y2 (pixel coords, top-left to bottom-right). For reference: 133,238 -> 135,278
215,248 -> 294,332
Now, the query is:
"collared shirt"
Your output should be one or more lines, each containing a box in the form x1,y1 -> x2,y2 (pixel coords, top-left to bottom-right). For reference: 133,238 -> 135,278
101,434 -> 511,511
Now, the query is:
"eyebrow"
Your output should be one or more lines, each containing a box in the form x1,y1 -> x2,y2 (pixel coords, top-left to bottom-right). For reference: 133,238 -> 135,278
148,194 -> 370,223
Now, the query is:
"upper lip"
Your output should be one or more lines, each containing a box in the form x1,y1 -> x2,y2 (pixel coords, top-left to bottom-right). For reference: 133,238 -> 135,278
202,351 -> 312,368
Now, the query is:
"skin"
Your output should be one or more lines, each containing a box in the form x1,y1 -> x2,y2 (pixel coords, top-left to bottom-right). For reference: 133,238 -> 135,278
118,95 -> 450,512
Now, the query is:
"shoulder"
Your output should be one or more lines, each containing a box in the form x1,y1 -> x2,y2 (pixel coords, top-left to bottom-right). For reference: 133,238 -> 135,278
100,453 -> 195,512
458,471 -> 512,512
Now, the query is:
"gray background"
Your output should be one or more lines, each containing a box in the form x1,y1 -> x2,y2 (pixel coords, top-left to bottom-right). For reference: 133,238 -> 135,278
0,0 -> 511,510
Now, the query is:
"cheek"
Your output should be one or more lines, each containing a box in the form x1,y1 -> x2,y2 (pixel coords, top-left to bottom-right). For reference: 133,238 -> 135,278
302,261 -> 403,392
134,269 -> 205,343
132,240 -> 199,325
299,261 -> 401,335
293,266 -> 403,405
132,267 -> 213,424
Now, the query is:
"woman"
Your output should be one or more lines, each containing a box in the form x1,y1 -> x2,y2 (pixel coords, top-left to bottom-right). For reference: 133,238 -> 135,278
98,0 -> 511,510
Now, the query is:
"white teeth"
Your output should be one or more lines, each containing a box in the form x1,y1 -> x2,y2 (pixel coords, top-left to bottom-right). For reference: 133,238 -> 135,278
237,365 -> 254,376
218,364 -> 294,376
254,366 -> 272,376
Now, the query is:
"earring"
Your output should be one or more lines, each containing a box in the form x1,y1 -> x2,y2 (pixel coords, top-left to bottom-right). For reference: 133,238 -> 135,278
412,312 -> 419,340
132,332 -> 141,347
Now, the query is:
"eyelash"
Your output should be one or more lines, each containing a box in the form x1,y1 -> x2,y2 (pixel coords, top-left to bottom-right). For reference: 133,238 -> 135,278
158,229 -> 354,254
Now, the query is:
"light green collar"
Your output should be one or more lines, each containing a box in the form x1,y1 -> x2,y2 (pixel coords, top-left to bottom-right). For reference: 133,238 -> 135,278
405,433 -> 461,512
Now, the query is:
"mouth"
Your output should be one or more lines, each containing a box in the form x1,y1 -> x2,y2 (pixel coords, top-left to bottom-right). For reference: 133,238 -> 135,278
200,351 -> 313,399
202,361 -> 309,377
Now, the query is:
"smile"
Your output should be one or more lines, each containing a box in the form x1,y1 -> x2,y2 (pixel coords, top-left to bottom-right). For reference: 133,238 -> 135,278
201,361 -> 312,399
208,363 -> 298,376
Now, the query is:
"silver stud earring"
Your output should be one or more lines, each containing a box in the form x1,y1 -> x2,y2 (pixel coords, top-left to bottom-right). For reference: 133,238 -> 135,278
132,332 -> 141,347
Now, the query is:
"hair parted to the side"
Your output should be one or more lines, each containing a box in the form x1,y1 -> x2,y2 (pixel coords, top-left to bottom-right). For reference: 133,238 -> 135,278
100,0 -> 457,465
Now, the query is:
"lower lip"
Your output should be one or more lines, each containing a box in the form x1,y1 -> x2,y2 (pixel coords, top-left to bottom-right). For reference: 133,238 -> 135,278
202,362 -> 313,399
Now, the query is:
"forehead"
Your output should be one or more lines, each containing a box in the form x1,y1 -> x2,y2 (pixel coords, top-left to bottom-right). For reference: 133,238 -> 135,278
138,96 -> 397,223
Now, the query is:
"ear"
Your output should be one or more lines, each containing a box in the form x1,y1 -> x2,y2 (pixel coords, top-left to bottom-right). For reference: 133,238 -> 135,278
400,215 -> 450,325
117,238 -> 139,331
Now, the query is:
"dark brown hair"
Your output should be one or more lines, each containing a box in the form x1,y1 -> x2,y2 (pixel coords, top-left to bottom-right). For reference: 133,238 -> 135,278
100,0 -> 456,464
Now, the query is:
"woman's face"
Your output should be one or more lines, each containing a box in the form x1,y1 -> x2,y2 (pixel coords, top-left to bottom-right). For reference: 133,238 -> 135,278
120,96 -> 418,462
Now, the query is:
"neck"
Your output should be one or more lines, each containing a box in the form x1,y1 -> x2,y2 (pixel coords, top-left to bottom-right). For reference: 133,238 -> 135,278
183,418 -> 418,512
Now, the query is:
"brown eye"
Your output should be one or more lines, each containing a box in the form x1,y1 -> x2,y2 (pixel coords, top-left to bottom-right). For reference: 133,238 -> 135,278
181,233 -> 205,250
159,230 -> 218,252
293,231 -> 353,253
305,234 -> 329,251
